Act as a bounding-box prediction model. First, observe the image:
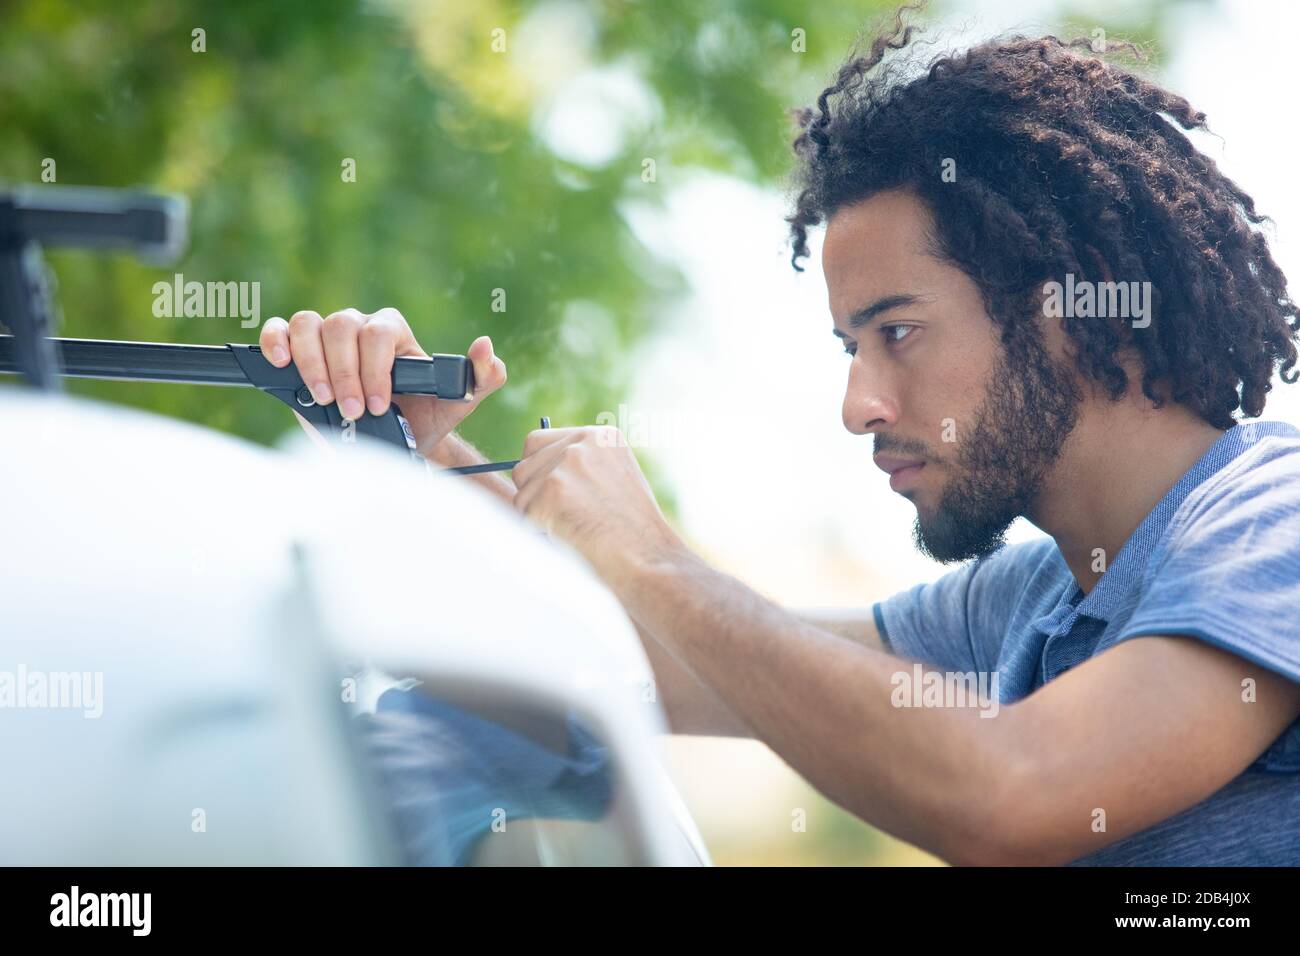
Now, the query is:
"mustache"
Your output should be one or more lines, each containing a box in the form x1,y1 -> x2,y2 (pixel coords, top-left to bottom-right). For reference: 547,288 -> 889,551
873,434 -> 937,462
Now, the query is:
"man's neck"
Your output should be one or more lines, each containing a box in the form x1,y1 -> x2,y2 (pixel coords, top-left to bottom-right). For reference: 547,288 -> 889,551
1031,399 -> 1227,594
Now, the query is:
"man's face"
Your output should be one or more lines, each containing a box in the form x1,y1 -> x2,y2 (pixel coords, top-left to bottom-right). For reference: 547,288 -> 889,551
822,188 -> 1081,563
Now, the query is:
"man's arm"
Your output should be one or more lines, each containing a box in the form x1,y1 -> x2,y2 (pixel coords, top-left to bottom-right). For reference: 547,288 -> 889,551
640,609 -> 884,737
994,634 -> 1300,863
502,424 -> 1300,864
633,618 -> 750,736
612,548 -> 1300,865
797,607 -> 886,652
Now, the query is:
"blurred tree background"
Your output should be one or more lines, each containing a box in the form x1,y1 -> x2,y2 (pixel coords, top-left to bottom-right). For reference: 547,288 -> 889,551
0,0 -> 899,461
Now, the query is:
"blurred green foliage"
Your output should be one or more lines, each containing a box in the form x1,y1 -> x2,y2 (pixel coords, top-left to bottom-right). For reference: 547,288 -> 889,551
0,0 -> 896,460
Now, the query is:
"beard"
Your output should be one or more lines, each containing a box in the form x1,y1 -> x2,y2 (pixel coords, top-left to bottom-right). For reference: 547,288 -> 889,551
906,331 -> 1082,564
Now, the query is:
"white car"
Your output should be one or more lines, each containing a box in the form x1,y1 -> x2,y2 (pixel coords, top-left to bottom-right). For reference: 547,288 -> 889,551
0,389 -> 709,866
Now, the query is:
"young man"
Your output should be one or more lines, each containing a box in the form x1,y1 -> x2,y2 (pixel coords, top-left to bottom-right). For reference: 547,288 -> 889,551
260,17 -> 1300,865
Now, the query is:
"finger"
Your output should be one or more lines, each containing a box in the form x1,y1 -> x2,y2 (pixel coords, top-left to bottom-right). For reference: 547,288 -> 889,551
466,335 -> 507,400
522,424 -> 581,458
287,310 -> 330,404
512,429 -> 582,491
358,313 -> 402,416
322,309 -> 366,421
511,468 -> 546,520
259,317 -> 291,366
371,307 -> 427,358
511,452 -> 567,520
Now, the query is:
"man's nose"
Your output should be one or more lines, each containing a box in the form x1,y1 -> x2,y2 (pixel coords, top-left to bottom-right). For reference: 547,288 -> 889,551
841,359 -> 898,436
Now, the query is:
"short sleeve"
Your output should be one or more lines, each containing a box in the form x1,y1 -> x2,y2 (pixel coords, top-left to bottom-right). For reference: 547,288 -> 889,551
1114,444 -> 1300,771
872,537 -> 1059,673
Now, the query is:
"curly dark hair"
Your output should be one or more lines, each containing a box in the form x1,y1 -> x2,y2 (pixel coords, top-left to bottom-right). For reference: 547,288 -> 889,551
787,4 -> 1299,429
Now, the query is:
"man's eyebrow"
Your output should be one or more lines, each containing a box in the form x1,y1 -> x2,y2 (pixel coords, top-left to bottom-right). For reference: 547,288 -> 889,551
832,293 -> 925,337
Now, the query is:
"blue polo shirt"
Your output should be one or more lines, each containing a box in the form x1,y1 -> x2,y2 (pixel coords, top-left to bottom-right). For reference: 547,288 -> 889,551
872,420 -> 1300,865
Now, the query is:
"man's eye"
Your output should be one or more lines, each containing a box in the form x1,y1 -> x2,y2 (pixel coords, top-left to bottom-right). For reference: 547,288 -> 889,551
882,324 -> 915,343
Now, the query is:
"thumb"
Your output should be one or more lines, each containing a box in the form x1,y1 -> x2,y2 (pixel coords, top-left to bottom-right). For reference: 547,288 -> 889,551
467,335 -> 507,401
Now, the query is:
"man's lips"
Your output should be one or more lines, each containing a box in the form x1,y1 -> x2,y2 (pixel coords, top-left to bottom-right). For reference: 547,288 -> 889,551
874,455 -> 927,493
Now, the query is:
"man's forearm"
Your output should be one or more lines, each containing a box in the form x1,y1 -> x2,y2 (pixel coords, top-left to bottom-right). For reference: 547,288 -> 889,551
610,547 -> 1021,864
632,609 -> 886,737
426,432 -> 516,505
632,619 -> 753,737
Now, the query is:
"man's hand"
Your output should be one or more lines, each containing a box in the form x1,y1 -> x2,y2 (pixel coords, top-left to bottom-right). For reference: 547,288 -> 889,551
258,307 -> 506,457
511,425 -> 686,584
